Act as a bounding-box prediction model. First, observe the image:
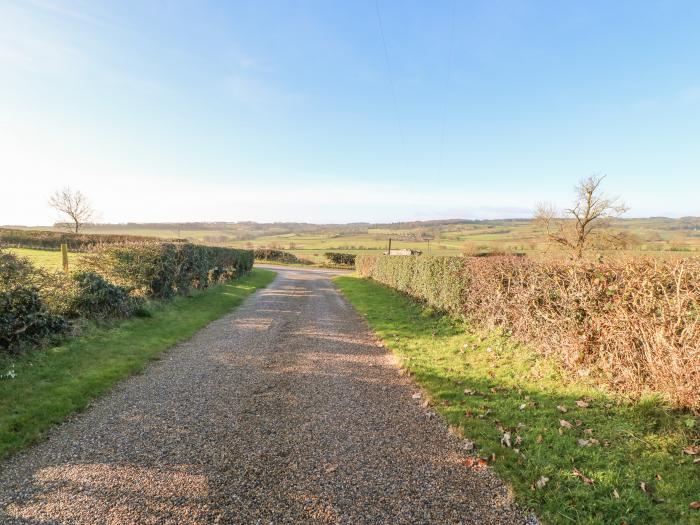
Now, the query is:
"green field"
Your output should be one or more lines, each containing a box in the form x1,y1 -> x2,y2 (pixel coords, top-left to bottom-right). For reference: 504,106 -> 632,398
8,217 -> 700,263
335,275 -> 700,525
7,247 -> 72,270
0,269 -> 276,461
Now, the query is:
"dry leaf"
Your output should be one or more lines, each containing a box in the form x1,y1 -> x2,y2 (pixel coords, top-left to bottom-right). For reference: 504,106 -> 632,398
557,405 -> 568,413
501,432 -> 512,448
572,468 -> 594,485
655,473 -> 662,481
576,399 -> 590,408
463,439 -> 475,451
682,445 -> 699,455
324,463 -> 338,474
536,434 -> 544,444
639,482 -> 647,493
584,428 -> 594,435
535,476 -> 549,489
559,419 -> 573,429
519,403 -> 527,410
464,388 -> 476,395
690,501 -> 700,510
515,435 -> 523,446
577,439 -> 590,447
693,458 -> 700,464
412,392 -> 422,400
463,457 -> 489,469
613,489 -> 620,499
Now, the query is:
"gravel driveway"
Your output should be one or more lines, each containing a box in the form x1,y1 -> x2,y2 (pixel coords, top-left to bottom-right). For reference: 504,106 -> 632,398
0,267 -> 531,524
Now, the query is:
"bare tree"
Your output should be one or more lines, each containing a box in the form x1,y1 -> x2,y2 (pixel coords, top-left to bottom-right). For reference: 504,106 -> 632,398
535,175 -> 629,258
48,187 -> 94,234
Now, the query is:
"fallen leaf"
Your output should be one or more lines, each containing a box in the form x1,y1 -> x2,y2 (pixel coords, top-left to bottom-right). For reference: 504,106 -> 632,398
655,473 -> 662,481
575,419 -> 584,426
639,482 -> 647,493
682,445 -> 699,455
584,428 -> 594,435
572,468 -> 594,485
535,476 -> 549,489
464,388 -> 476,395
463,439 -> 475,451
557,405 -> 568,413
463,457 -> 489,469
501,432 -> 512,448
519,403 -> 527,410
559,419 -> 573,429
324,463 -> 338,473
490,387 -> 498,393
515,435 -> 523,446
412,392 -> 422,400
576,399 -> 590,408
690,501 -> 700,510
577,439 -> 590,447
694,458 -> 700,464
613,489 -> 620,499
536,434 -> 544,444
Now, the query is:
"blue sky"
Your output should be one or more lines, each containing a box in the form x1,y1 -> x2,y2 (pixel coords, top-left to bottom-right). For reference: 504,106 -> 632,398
1,0 -> 699,224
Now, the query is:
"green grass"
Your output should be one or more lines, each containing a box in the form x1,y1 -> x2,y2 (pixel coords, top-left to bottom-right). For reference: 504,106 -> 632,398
0,269 -> 276,461
335,276 -> 700,525
8,247 -> 71,270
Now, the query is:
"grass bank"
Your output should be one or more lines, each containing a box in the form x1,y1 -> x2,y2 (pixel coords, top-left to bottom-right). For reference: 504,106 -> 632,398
335,276 -> 700,525
0,269 -> 276,461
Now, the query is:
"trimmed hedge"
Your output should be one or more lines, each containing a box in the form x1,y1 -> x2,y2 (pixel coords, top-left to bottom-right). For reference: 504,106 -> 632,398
0,228 -> 179,252
356,254 -> 700,410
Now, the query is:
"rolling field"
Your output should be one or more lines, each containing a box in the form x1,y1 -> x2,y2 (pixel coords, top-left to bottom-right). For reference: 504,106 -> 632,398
6,217 -> 700,264
7,247 -> 73,270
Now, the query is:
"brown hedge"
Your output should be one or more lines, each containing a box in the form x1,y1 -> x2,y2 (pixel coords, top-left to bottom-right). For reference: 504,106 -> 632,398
356,254 -> 700,410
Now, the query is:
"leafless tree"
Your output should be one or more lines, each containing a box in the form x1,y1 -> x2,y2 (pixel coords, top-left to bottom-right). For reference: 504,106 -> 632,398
535,175 -> 629,258
48,187 -> 94,234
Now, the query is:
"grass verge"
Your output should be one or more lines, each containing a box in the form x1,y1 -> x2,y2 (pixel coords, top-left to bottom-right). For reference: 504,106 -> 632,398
335,275 -> 700,525
0,269 -> 276,462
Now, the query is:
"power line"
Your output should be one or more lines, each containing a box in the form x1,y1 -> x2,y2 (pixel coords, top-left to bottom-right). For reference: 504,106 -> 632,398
374,0 -> 405,155
436,0 -> 457,180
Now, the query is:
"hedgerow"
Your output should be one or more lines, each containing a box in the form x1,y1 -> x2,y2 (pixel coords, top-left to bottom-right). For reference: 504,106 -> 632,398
0,228 -> 175,252
79,243 -> 253,298
356,254 -> 700,410
1,244 -> 253,352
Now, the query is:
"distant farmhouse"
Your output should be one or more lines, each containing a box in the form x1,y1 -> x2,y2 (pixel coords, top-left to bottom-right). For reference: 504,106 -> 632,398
384,248 -> 422,256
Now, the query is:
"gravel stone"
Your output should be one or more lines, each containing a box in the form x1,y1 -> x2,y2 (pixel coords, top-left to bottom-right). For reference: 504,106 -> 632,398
0,267 -> 535,524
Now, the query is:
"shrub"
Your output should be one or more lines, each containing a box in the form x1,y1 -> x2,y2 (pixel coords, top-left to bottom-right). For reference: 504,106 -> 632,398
356,254 -> 700,410
254,249 -> 300,264
67,271 -> 134,319
0,252 -> 67,352
324,252 -> 356,266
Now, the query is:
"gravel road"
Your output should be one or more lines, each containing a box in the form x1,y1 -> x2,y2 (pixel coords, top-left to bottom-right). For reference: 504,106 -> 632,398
0,267 -> 532,524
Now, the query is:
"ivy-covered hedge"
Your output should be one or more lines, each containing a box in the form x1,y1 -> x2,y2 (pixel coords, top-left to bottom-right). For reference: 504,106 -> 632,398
356,254 -> 700,410
0,228 -> 177,252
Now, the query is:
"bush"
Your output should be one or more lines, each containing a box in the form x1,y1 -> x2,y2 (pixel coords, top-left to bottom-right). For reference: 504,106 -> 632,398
254,249 -> 300,264
356,254 -> 700,410
0,252 -> 67,352
324,252 -> 356,266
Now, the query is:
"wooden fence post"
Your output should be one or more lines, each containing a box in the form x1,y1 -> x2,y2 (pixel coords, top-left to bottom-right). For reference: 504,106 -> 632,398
61,243 -> 69,272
